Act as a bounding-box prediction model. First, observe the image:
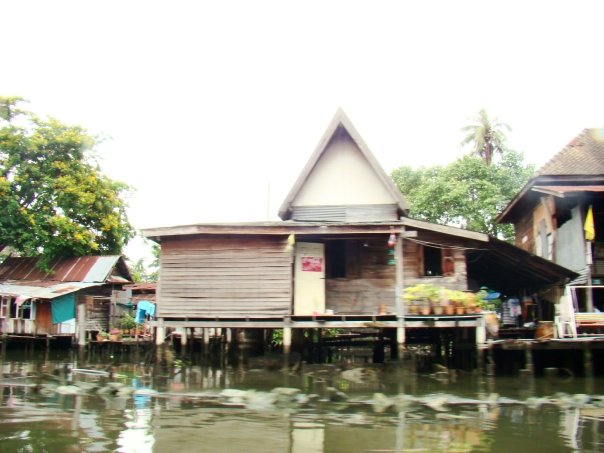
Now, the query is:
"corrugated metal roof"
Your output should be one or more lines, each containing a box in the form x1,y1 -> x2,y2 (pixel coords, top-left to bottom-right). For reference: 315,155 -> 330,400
0,256 -> 125,283
0,282 -> 102,300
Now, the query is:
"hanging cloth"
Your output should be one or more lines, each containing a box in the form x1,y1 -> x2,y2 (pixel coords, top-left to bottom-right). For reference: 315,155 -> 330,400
135,300 -> 156,323
51,293 -> 76,324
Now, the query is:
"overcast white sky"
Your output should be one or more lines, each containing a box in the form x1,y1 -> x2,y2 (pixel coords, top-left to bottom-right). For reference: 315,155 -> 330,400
2,1 -> 604,263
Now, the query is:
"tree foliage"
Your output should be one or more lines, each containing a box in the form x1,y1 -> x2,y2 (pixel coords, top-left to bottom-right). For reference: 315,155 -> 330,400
391,149 -> 533,241
0,96 -> 135,263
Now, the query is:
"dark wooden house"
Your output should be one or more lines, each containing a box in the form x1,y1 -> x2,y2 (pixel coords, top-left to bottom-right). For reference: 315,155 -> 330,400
497,128 -> 604,330
0,255 -> 132,344
144,109 -> 574,350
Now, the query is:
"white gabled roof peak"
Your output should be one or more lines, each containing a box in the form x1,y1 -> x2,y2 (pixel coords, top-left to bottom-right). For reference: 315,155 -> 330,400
278,108 -> 409,220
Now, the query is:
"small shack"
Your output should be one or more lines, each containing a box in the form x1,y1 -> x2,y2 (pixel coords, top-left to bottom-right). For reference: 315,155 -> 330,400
0,255 -> 132,344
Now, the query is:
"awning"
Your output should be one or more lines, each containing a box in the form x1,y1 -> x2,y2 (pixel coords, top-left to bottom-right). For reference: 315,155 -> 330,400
532,185 -> 604,198
0,281 -> 102,301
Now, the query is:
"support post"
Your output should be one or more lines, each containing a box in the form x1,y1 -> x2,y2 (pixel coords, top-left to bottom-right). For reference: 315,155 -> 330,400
155,318 -> 165,345
584,348 -> 594,378
77,299 -> 87,348
475,314 -> 486,345
396,318 -> 406,358
202,328 -> 210,353
179,327 -> 187,347
524,344 -> 534,376
283,327 -> 292,355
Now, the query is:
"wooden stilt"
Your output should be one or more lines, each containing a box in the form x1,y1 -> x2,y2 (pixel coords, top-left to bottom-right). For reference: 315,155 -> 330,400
584,348 -> 594,378
524,344 -> 534,376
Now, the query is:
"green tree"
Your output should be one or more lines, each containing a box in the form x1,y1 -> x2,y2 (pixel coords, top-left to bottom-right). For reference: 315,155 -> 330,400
391,150 -> 533,242
0,96 -> 135,264
461,109 -> 511,165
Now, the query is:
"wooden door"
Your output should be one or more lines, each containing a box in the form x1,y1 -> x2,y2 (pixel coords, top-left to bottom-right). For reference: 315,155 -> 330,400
294,242 -> 325,315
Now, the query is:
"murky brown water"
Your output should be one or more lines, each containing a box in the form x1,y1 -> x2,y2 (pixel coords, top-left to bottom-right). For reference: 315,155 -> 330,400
1,347 -> 603,452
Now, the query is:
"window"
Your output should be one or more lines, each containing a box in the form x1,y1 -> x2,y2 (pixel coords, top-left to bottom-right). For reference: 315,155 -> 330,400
0,297 -> 9,318
18,300 -> 35,320
326,240 -> 347,278
421,246 -> 455,277
325,240 -> 361,279
1,297 -> 36,320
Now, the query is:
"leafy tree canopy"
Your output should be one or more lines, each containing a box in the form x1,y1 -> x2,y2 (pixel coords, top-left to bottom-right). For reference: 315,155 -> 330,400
391,149 -> 534,242
0,96 -> 135,264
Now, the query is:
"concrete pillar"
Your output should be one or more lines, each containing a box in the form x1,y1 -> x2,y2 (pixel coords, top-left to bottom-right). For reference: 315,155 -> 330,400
476,314 -> 486,345
397,323 -> 406,358
179,327 -> 187,347
283,327 -> 292,354
77,301 -> 87,348
202,328 -> 210,353
155,318 -> 165,345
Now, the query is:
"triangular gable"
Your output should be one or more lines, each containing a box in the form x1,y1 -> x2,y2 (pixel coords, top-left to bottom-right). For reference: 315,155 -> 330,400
498,128 -> 604,224
278,108 -> 409,221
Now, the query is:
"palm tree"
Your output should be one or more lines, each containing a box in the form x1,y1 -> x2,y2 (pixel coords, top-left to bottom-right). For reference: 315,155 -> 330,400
461,109 -> 511,165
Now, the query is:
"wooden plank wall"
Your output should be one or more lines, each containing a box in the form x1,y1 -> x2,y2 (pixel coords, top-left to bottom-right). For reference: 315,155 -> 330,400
514,214 -> 534,253
403,235 -> 468,290
326,239 -> 396,314
159,236 -> 292,318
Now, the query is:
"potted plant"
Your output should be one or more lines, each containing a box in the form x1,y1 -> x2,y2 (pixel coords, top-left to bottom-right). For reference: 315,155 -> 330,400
96,330 -> 109,342
109,328 -> 122,342
403,283 -> 441,315
120,313 -> 137,336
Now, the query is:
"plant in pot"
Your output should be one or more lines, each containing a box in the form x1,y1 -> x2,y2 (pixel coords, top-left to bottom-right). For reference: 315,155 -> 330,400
448,290 -> 467,315
120,313 -> 137,336
109,328 -> 122,342
403,284 -> 440,316
96,330 -> 109,342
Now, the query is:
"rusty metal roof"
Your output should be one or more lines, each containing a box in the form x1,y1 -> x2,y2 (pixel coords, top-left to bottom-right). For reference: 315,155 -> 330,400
0,256 -> 131,283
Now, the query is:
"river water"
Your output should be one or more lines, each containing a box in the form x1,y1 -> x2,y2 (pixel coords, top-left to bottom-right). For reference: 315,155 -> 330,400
0,347 -> 603,453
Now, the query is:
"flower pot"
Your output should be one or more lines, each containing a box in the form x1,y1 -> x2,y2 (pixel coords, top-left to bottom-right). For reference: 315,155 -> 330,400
444,305 -> 455,315
433,306 -> 445,315
420,307 -> 431,316
455,307 -> 465,315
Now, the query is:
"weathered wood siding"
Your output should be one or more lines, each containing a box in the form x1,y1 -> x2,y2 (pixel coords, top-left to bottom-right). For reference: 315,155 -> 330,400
159,236 -> 292,318
326,239 -> 396,314
402,236 -> 468,290
514,213 -> 534,253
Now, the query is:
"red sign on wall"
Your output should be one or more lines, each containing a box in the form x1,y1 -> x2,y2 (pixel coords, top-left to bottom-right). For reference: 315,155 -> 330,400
301,256 -> 323,272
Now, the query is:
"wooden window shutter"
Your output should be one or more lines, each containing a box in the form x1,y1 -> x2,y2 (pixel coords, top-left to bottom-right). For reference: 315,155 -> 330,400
442,248 -> 455,276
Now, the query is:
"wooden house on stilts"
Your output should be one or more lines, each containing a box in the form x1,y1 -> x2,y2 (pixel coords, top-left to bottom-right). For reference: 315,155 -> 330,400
144,109 -> 574,358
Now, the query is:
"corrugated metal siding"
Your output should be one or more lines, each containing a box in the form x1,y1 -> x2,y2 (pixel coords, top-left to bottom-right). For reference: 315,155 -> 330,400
158,236 -> 293,318
291,204 -> 398,222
